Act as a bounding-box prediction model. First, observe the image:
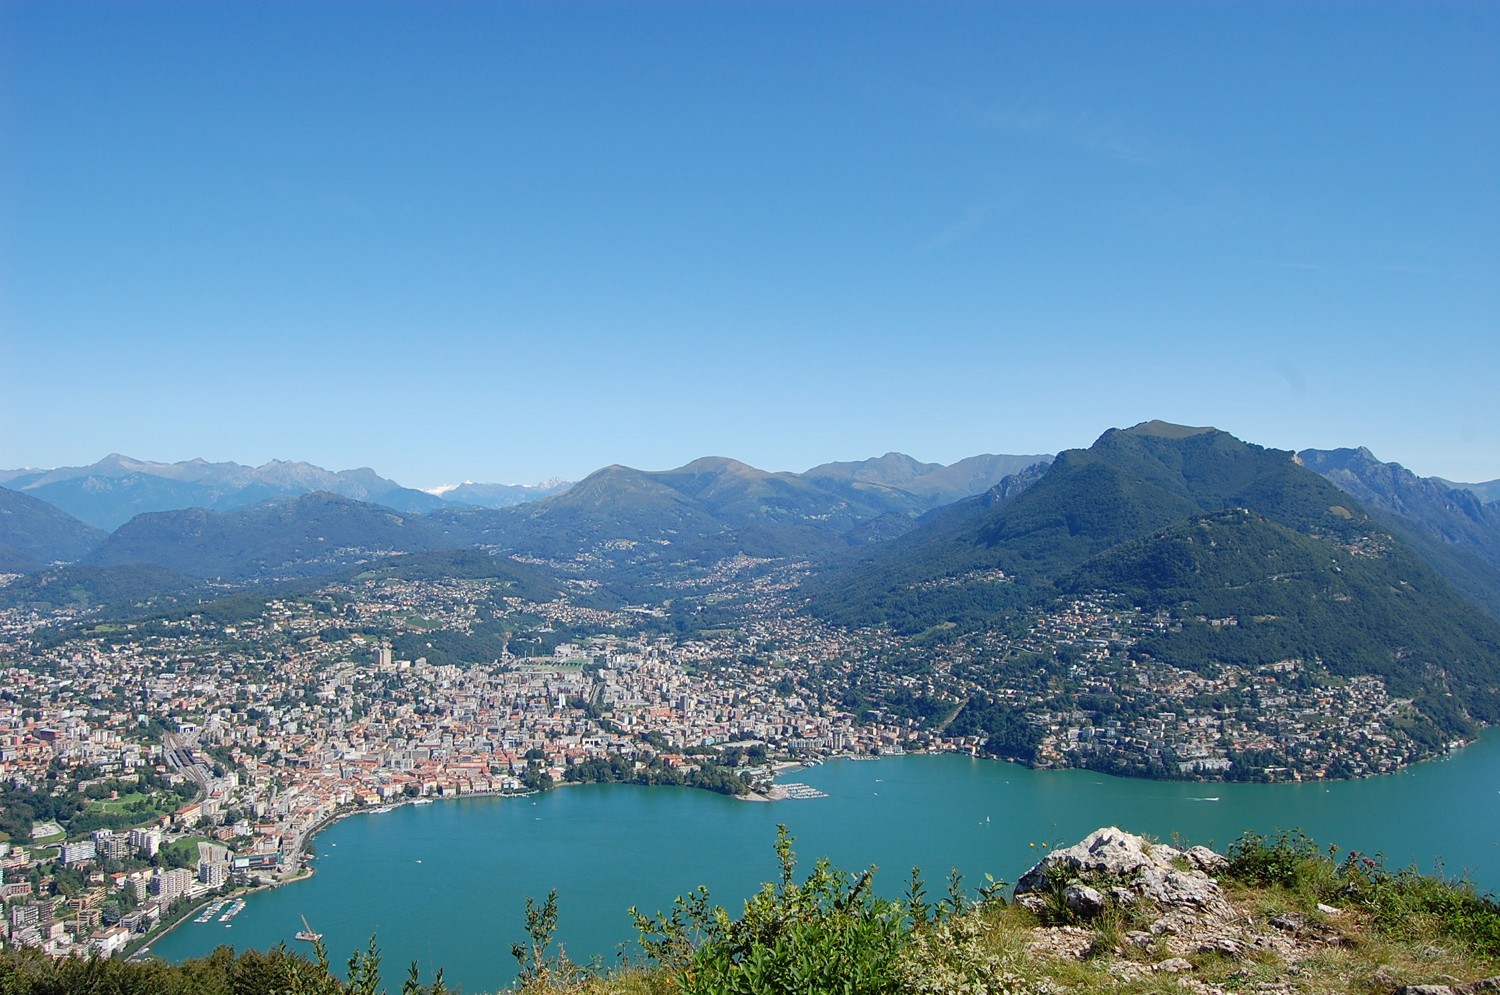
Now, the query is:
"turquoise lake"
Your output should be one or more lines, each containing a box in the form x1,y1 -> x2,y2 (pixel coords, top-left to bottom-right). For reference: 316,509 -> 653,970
151,737 -> 1500,993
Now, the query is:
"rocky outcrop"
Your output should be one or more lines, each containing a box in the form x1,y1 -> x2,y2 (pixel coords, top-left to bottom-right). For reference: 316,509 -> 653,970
1014,826 -> 1230,919
1013,828 -> 1500,995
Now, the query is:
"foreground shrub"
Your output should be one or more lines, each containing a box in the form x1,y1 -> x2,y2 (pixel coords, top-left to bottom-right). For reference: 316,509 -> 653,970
630,826 -> 907,995
1225,829 -> 1500,960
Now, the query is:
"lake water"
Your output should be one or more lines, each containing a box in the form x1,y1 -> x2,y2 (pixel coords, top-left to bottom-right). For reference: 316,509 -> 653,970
152,736 -> 1500,993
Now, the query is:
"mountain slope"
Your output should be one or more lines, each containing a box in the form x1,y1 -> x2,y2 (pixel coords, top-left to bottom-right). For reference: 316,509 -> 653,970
1300,447 -> 1500,619
0,486 -> 107,571
812,422 -> 1355,620
647,457 -> 908,530
425,452 -> 1055,588
0,563 -> 204,614
808,421 -> 1500,732
1068,508 -> 1500,727
86,492 -> 448,581
431,479 -> 573,508
14,454 -> 444,529
802,451 -> 1052,510
1436,477 -> 1500,504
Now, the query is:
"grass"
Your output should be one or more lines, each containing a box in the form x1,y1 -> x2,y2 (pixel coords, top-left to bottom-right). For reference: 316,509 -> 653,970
162,834 -> 211,866
85,790 -> 152,812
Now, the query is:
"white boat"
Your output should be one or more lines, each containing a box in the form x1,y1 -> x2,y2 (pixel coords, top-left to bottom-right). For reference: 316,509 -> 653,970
295,915 -> 323,943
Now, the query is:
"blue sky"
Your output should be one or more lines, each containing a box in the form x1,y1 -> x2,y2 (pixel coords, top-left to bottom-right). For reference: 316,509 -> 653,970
2,1 -> 1496,488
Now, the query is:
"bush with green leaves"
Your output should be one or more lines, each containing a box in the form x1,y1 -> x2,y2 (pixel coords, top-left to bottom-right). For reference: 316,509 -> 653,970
1225,829 -> 1328,891
1225,828 -> 1500,960
630,825 -> 909,995
624,827 -> 1020,995
0,938 -> 452,995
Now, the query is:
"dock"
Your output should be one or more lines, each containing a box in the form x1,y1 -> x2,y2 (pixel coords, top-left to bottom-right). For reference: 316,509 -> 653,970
777,782 -> 828,799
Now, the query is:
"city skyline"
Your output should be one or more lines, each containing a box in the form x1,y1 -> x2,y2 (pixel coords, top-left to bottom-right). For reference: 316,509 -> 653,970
3,2 -> 1496,486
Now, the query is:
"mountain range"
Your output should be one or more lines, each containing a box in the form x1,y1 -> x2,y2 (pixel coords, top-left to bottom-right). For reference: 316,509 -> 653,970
0,454 -> 446,530
0,449 -> 1052,536
438,454 -> 1054,565
422,479 -> 574,508
0,450 -> 1051,582
4,424 -> 1499,745
3,440 -> 1496,604
1298,447 -> 1500,619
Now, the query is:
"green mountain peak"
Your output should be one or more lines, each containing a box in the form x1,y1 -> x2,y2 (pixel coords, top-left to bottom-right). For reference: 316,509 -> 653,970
1121,420 -> 1219,439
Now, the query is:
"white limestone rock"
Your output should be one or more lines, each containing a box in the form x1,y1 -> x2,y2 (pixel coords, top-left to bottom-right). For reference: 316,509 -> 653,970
1014,826 -> 1231,920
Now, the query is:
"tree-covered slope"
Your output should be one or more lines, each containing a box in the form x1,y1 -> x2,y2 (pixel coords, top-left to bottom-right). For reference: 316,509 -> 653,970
349,547 -> 560,602
807,421 -> 1500,735
1301,447 -> 1500,620
0,563 -> 205,614
427,464 -> 752,561
0,485 -> 106,571
1068,509 -> 1500,727
86,492 -> 449,580
808,422 -> 1373,629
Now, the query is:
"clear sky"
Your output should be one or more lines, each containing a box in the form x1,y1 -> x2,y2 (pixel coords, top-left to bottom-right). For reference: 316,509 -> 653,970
2,1 -> 1496,488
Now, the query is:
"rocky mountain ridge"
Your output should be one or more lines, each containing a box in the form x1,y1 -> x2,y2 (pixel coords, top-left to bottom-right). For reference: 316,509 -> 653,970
1300,446 -> 1500,620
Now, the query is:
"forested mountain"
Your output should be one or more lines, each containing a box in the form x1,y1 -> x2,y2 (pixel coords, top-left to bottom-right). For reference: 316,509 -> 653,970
85,492 -> 448,581
422,454 -> 1054,588
1300,447 -> 1500,620
0,563 -> 205,614
1068,508 -> 1500,727
4,454 -> 445,529
428,464 -> 756,562
0,486 -> 106,571
808,421 -> 1500,731
809,422 -> 1346,629
801,451 -> 1052,511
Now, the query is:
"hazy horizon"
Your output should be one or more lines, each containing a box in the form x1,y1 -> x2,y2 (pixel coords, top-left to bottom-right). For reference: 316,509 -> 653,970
4,428 -> 1496,495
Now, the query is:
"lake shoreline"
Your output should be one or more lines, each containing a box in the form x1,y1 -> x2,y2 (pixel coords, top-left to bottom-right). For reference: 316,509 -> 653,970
159,736 -> 1495,955
148,738 -> 1500,993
